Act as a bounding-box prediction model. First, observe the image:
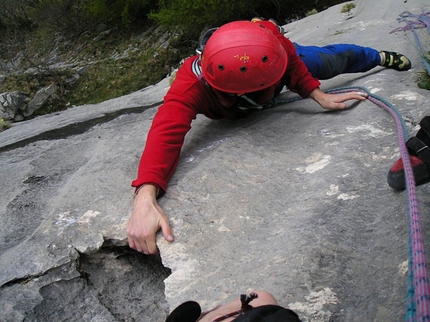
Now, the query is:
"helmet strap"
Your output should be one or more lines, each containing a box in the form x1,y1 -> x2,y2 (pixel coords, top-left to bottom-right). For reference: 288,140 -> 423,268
239,94 -> 264,110
196,27 -> 219,55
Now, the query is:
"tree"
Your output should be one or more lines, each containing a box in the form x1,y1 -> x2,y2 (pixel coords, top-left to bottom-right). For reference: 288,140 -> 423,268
0,0 -> 39,30
149,0 -> 263,38
83,0 -> 157,27
149,0 -> 348,39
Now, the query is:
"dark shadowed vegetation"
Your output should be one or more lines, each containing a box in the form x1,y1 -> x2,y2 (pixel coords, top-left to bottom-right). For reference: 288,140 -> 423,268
0,0 -> 347,115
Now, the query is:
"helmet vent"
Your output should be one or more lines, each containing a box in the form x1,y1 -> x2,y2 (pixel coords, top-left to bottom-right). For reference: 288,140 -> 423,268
262,56 -> 268,62
218,64 -> 225,71
240,66 -> 247,73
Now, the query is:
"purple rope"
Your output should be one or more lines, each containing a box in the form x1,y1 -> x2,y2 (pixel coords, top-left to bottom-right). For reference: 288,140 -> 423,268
390,11 -> 430,76
328,87 -> 430,321
368,97 -> 429,321
276,86 -> 430,319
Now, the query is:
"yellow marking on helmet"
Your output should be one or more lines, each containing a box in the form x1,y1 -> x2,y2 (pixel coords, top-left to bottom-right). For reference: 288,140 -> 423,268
234,53 -> 250,63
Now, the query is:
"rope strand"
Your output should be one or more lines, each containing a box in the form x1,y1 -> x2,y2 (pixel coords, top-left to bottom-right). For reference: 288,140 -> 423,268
329,86 -> 430,322
272,85 -> 430,321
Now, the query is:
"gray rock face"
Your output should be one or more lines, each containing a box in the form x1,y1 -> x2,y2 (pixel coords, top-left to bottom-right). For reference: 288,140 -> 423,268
0,84 -> 60,121
25,84 -> 59,117
1,0 -> 430,321
0,91 -> 30,120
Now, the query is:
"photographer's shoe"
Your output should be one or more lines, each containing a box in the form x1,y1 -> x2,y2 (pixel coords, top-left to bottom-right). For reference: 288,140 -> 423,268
387,116 -> 430,190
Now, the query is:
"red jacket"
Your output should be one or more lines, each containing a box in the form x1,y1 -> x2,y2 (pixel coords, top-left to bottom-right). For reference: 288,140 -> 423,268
132,21 -> 321,194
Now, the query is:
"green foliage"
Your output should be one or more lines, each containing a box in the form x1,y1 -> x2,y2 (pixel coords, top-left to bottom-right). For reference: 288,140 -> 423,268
0,118 -> 11,132
0,0 -> 349,119
417,54 -> 430,91
0,0 -> 38,30
306,9 -> 318,16
341,3 -> 356,13
149,0 -> 350,39
64,30 -> 188,105
31,0 -> 86,33
149,0 -> 247,38
0,0 -> 157,32
66,56 -> 163,105
418,81 -> 430,90
83,0 -> 156,27
0,0 -> 348,36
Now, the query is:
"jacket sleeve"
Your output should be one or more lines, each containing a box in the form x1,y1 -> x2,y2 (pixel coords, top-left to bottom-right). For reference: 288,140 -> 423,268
131,59 -> 205,195
281,38 -> 321,98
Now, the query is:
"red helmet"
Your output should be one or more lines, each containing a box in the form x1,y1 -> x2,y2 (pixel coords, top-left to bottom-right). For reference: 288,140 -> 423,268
201,21 -> 288,95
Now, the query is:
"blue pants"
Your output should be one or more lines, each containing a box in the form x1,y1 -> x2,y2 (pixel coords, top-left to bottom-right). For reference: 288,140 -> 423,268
294,43 -> 382,80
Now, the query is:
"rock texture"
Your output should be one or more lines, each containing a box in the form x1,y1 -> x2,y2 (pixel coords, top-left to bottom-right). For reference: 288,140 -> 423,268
1,0 -> 430,321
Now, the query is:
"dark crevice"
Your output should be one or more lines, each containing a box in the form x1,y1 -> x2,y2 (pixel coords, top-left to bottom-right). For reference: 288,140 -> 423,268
16,244 -> 171,321
2,272 -> 47,288
0,101 -> 162,153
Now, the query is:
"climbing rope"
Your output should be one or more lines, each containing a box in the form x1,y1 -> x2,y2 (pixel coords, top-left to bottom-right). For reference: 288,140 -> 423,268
272,86 -> 430,321
328,86 -> 430,322
390,11 -> 430,76
389,14 -> 430,319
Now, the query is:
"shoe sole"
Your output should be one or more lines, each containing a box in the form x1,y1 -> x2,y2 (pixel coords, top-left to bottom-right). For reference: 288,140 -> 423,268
387,162 -> 430,190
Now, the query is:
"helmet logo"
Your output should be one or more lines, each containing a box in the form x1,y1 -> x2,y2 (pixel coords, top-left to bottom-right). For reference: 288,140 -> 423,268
234,53 -> 250,64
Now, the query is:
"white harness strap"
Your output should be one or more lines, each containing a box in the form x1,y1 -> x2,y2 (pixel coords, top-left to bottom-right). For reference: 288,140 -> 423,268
192,57 -> 204,80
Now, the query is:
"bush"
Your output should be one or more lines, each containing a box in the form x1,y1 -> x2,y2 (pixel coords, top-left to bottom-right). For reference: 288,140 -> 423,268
306,9 -> 318,16
84,0 -> 157,27
0,0 -> 353,121
341,3 -> 356,13
0,0 -> 158,33
0,0 -> 37,30
0,118 -> 11,132
149,0 -> 247,38
149,0 -> 351,39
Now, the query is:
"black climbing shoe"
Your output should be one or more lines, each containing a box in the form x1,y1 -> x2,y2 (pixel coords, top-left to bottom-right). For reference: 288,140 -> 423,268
380,51 -> 412,71
387,116 -> 430,190
166,301 -> 201,322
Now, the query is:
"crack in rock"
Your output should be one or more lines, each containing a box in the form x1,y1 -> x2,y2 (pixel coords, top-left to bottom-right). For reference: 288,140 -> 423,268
0,245 -> 171,321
